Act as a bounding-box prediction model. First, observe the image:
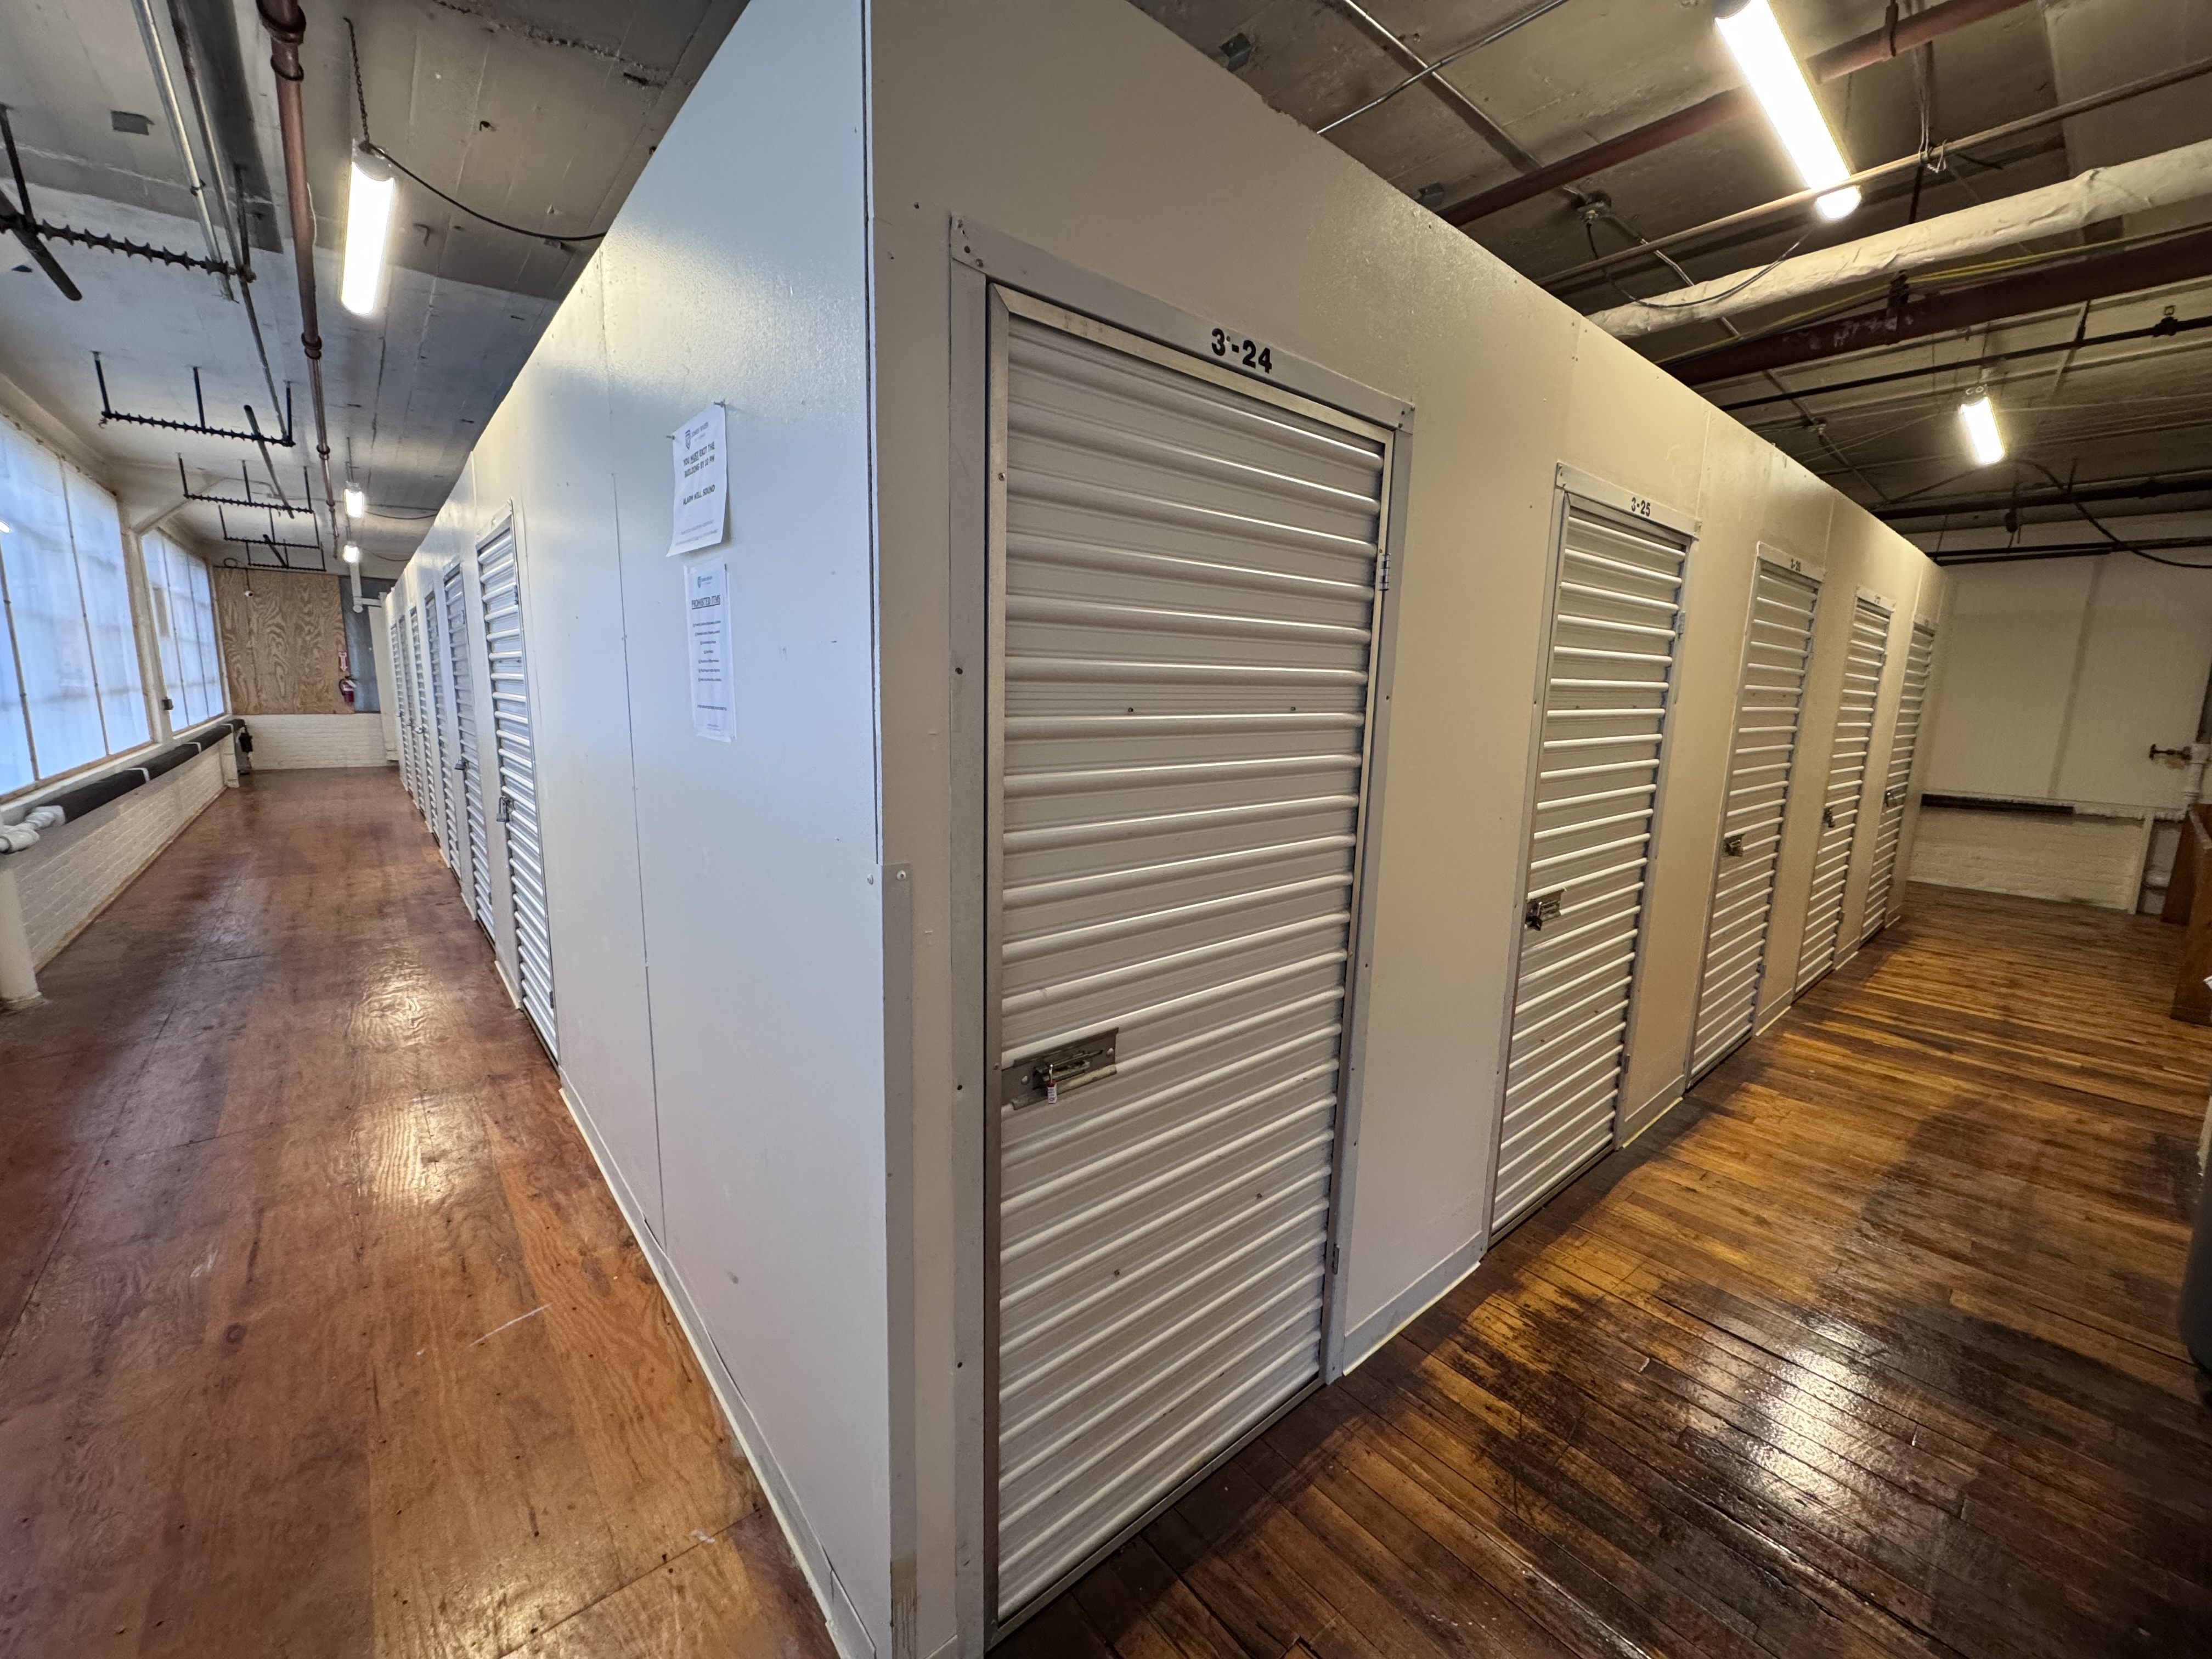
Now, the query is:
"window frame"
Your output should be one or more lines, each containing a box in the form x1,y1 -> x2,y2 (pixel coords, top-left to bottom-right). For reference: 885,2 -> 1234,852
0,416 -> 223,807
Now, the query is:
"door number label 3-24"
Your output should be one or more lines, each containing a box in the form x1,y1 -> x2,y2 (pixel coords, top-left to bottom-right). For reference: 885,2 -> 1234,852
1210,328 -> 1273,374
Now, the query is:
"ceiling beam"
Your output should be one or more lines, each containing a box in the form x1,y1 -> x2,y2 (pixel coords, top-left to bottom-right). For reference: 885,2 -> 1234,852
1328,1 -> 1543,172
1876,468 -> 2212,521
1441,0 -> 2034,228
1537,55 -> 2212,294
1669,227 -> 2212,383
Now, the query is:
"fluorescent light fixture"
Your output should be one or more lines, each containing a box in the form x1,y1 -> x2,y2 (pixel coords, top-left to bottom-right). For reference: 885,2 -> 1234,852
1958,392 -> 2005,466
342,541 -> 362,563
341,146 -> 395,317
343,482 -> 365,518
1714,0 -> 1860,221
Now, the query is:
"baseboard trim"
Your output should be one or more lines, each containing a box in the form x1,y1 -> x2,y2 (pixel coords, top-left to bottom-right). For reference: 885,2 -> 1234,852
1617,1074 -> 1686,1146
558,1082 -> 875,1659
1336,1232 -> 1485,1378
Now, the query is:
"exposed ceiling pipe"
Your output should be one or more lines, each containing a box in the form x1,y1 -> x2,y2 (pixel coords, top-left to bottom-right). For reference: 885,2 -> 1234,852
1538,55 -> 2212,294
1929,537 -> 2212,566
1328,1 -> 1542,172
1669,225 -> 2212,382
1718,311 -> 2211,413
253,0 -> 358,612
127,0 -> 232,299
1443,0 -> 2033,227
1591,137 -> 2212,338
1877,468 -> 2212,521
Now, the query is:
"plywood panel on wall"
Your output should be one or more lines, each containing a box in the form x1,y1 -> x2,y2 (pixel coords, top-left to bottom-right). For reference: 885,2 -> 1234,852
213,567 -> 352,714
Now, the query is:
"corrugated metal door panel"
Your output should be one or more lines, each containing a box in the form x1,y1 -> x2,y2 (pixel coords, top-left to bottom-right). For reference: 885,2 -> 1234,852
400,608 -> 419,809
444,566 -> 492,930
1688,562 -> 1819,1081
1796,595 -> 1889,991
392,603 -> 417,802
991,304 -> 1387,1621
426,596 -> 462,864
477,525 -> 556,1057
1492,502 -> 1688,1240
407,607 -> 436,826
1861,620 -> 1936,938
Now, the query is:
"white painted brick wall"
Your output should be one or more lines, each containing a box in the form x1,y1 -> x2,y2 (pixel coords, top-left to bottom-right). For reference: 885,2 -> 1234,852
1909,808 -> 2147,911
14,746 -> 228,964
245,713 -> 392,770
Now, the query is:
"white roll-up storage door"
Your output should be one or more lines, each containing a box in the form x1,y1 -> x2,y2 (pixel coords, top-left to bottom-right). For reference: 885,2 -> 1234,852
426,594 -> 461,866
391,600 -> 418,803
1796,593 -> 1889,990
1861,619 -> 1935,938
407,607 -> 436,827
1688,557 -> 1819,1082
1491,495 -> 1689,1241
478,521 -> 556,1058
443,565 -> 490,929
989,295 -> 1389,1621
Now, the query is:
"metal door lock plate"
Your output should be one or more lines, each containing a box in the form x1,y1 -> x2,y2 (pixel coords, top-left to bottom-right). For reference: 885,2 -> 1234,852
1525,888 -> 1565,931
1722,834 -> 1745,857
1002,1029 -> 1118,1109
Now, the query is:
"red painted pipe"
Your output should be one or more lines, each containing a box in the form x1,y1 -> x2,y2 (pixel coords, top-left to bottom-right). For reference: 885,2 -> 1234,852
1441,0 -> 2035,227
255,0 -> 337,544
1670,227 -> 2212,384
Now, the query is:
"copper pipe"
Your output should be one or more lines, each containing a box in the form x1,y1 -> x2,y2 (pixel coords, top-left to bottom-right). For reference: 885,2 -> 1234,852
1442,0 -> 2035,227
254,0 -> 345,596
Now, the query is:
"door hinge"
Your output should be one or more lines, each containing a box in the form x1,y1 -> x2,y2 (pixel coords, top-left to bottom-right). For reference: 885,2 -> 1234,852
1328,1242 -> 1340,1275
1376,550 -> 1390,592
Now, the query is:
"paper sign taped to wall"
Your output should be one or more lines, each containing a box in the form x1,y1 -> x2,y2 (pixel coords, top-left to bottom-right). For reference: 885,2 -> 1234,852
687,558 -> 733,741
669,403 -> 727,555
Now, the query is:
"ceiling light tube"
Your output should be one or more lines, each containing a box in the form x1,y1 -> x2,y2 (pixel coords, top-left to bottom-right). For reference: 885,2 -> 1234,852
343,482 -> 365,518
341,146 -> 395,317
1714,0 -> 1860,221
342,541 -> 362,563
1959,391 -> 2005,466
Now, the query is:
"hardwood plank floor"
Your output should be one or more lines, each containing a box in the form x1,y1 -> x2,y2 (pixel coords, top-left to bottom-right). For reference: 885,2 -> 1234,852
1003,883 -> 2212,1659
0,770 -> 834,1659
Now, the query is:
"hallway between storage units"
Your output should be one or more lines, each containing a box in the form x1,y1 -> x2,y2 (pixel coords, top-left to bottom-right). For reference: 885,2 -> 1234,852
1002,883 -> 2212,1659
4,773 -> 2211,1657
0,770 -> 833,1657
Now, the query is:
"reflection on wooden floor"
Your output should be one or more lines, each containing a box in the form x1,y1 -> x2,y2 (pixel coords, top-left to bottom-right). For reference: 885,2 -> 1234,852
1005,883 -> 2212,1659
0,771 -> 833,1658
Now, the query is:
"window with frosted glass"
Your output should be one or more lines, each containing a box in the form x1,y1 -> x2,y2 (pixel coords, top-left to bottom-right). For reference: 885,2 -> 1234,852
64,470 -> 149,752
144,532 -> 227,730
0,416 -> 162,794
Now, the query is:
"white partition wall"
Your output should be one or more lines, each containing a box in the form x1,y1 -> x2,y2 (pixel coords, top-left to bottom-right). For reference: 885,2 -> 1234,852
380,1 -> 1952,1651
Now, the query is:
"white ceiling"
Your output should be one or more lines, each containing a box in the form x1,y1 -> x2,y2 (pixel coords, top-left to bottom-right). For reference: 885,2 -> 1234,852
0,0 -> 740,575
1136,0 -> 2212,539
4,0 -> 2207,569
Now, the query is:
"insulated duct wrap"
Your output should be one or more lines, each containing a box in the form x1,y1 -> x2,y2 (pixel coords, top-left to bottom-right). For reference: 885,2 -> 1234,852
1592,137 -> 2212,339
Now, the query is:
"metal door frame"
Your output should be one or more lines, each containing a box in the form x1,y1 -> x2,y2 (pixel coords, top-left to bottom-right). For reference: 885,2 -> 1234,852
476,504 -> 551,1043
1860,616 -> 1937,943
1801,586 -> 1893,989
947,223 -> 1413,1649
439,563 -> 479,915
1483,464 -> 1698,1244
1683,547 -> 1823,1087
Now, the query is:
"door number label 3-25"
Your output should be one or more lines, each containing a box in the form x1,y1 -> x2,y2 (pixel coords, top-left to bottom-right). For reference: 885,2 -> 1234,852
1210,328 -> 1273,374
